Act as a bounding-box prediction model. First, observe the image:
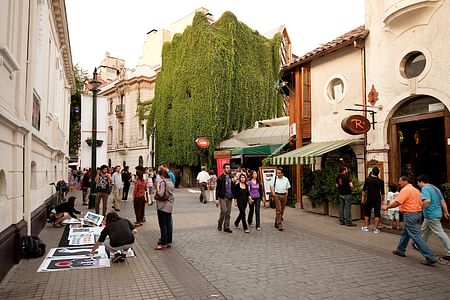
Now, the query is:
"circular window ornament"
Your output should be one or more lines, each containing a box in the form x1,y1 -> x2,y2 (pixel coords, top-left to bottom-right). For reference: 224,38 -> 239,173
327,78 -> 344,101
401,51 -> 426,79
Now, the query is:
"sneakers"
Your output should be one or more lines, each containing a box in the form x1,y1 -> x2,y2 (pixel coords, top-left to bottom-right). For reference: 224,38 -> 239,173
244,229 -> 250,233
112,252 -> 123,263
373,228 -> 380,234
223,228 -> 232,233
361,226 -> 369,232
256,227 -> 261,231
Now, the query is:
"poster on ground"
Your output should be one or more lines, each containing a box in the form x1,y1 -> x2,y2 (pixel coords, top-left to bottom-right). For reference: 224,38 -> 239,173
83,211 -> 104,226
37,257 -> 110,272
68,233 -> 96,246
46,245 -> 107,258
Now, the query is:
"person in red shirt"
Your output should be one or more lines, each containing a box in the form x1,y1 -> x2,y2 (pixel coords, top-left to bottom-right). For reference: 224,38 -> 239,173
132,170 -> 146,227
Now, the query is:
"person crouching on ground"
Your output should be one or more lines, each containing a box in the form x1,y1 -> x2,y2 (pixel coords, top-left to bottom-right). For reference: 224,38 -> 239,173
154,166 -> 174,250
51,196 -> 82,227
89,211 -> 137,263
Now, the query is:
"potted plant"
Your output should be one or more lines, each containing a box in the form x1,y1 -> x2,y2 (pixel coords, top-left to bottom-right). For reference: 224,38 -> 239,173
302,167 -> 338,215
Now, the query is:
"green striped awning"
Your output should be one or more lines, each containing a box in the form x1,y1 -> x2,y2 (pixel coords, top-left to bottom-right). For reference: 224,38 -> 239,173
270,139 -> 361,165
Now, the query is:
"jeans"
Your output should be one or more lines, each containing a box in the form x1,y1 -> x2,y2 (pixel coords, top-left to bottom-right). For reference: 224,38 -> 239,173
338,195 -> 352,225
157,210 -> 172,246
397,212 -> 435,261
234,200 -> 248,230
122,184 -> 130,200
247,198 -> 261,228
95,192 -> 109,216
422,218 -> 450,256
218,197 -> 232,230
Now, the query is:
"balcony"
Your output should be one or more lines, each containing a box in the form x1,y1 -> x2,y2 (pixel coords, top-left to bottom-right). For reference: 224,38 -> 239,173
383,0 -> 443,34
115,104 -> 125,118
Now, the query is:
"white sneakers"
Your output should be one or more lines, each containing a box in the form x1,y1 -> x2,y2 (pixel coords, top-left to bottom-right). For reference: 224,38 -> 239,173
361,226 -> 380,233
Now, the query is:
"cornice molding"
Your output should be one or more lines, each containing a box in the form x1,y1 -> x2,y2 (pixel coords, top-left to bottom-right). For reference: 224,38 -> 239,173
51,0 -> 75,94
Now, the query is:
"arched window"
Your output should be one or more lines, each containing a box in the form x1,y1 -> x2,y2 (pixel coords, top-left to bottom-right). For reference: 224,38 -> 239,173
31,161 -> 37,189
138,156 -> 143,167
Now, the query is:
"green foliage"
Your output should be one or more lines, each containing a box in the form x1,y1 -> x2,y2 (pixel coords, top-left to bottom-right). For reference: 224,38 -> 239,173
69,64 -> 88,156
148,11 -> 283,166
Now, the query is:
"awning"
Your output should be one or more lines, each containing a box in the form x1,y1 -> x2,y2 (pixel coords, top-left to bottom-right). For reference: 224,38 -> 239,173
231,144 -> 282,156
268,140 -> 291,157
270,139 -> 361,165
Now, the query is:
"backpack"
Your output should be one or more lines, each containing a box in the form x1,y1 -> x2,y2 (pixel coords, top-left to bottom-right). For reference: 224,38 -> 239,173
22,235 -> 46,259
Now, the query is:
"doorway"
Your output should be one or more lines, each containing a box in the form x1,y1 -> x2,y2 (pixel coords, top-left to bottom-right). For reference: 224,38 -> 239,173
388,96 -> 449,186
397,118 -> 446,185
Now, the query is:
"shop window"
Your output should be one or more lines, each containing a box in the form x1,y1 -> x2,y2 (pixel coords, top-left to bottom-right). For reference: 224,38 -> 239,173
393,96 -> 443,118
327,78 -> 344,101
401,51 -> 426,79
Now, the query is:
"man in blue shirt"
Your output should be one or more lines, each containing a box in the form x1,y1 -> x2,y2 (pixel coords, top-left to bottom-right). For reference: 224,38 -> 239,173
417,175 -> 450,261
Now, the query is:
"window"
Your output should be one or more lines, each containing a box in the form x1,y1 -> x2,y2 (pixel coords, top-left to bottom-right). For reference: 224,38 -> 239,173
109,99 -> 113,114
140,124 -> 145,139
302,66 -> 311,119
119,122 -> 124,143
327,78 -> 344,101
32,94 -> 41,130
401,51 -> 426,79
31,161 -> 37,190
108,127 -> 113,144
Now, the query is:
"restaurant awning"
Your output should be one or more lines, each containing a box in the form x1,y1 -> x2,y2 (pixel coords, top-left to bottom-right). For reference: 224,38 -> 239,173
270,139 -> 361,165
231,144 -> 283,156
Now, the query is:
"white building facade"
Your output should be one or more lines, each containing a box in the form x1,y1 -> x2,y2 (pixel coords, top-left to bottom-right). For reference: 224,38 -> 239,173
365,0 -> 450,185
0,0 -> 74,280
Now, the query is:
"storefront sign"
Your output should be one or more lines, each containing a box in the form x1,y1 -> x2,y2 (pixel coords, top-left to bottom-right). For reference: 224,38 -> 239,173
341,115 -> 371,135
195,137 -> 209,148
213,150 -> 231,159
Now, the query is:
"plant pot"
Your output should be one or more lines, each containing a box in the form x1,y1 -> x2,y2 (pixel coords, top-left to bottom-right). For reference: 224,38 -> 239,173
328,202 -> 361,220
302,195 -> 328,215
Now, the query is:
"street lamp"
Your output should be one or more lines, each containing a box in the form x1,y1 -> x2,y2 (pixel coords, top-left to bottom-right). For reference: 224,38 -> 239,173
150,126 -> 156,168
88,68 -> 101,208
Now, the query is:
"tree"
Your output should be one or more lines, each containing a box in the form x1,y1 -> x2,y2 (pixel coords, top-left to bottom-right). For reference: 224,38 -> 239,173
69,64 -> 88,157
148,11 -> 283,166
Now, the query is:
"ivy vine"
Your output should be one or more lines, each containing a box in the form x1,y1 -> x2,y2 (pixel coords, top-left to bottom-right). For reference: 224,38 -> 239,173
147,11 -> 283,166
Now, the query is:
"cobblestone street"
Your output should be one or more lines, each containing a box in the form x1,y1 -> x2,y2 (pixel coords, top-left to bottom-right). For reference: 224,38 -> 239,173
1,188 -> 449,299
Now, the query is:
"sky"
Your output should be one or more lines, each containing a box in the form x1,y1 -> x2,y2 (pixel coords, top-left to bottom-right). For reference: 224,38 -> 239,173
66,0 -> 365,73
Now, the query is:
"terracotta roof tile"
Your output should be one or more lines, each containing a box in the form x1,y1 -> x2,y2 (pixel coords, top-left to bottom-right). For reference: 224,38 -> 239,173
283,25 -> 367,72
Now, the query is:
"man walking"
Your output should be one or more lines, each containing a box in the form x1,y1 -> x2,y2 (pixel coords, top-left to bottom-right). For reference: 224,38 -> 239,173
216,163 -> 234,233
111,166 -> 123,211
270,167 -> 291,231
336,167 -> 356,226
361,167 -> 385,233
95,165 -> 112,216
197,166 -> 210,204
382,176 -> 436,266
416,175 -> 450,261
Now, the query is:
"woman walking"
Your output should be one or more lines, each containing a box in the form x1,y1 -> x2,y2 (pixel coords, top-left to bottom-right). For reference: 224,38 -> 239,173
247,170 -> 263,231
207,169 -> 217,202
81,169 -> 91,205
233,174 -> 252,233
121,166 -> 132,201
154,166 -> 174,250
132,170 -> 146,227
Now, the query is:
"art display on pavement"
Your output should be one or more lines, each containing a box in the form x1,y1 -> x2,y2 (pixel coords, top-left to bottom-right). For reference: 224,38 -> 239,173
38,245 -> 109,272
68,233 -> 96,246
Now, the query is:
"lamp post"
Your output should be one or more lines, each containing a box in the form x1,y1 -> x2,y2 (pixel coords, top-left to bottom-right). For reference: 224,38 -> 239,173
150,126 -> 156,168
88,68 -> 101,208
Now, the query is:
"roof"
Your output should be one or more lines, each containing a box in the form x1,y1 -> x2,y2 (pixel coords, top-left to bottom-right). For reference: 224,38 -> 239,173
218,125 -> 289,149
283,25 -> 367,72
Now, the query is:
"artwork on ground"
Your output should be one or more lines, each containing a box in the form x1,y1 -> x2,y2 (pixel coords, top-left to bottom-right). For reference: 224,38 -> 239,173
68,233 -> 96,246
46,246 -> 107,258
83,211 -> 104,226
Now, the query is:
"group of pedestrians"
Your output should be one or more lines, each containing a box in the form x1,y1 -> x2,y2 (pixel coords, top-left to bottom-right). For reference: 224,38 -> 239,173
214,164 -> 290,234
346,164 -> 450,266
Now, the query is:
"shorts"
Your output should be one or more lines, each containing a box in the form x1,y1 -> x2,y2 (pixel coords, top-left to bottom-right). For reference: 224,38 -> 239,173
364,200 -> 381,218
388,210 -> 399,220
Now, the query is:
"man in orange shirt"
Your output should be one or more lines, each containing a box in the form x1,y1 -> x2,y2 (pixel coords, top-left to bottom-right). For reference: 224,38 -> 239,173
382,175 -> 436,266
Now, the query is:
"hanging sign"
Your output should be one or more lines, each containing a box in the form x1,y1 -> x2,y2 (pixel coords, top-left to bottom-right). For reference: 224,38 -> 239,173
195,137 -> 209,149
341,115 -> 371,135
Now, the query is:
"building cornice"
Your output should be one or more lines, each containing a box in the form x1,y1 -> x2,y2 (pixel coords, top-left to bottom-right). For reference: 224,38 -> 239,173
51,0 -> 75,94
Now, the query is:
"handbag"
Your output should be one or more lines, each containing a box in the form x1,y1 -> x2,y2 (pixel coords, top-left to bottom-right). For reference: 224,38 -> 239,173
154,181 -> 170,201
269,194 -> 276,209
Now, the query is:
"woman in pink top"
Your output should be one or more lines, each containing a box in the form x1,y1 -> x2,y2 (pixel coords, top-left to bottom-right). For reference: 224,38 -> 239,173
247,170 -> 263,231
